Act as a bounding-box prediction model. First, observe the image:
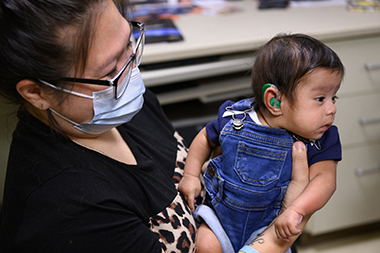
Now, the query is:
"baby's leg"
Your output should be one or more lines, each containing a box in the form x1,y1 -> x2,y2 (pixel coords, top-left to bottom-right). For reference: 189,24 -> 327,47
195,222 -> 223,253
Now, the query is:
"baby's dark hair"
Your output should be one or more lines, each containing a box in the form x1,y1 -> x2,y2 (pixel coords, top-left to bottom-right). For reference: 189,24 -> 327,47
251,33 -> 345,111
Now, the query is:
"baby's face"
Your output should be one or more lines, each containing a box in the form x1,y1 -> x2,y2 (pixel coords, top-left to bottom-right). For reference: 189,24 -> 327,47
280,68 -> 342,140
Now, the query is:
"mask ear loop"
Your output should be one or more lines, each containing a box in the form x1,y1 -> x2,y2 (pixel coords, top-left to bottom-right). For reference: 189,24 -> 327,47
49,108 -> 80,127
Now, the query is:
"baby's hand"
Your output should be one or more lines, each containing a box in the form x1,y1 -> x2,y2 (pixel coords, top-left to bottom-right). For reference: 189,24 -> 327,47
274,208 -> 303,242
178,174 -> 202,211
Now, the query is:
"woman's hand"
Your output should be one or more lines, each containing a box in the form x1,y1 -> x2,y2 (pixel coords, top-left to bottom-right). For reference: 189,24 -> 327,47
241,141 -> 311,253
275,141 -> 310,241
282,141 -> 310,209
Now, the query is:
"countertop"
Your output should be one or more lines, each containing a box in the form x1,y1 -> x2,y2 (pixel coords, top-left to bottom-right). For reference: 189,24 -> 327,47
141,0 -> 380,64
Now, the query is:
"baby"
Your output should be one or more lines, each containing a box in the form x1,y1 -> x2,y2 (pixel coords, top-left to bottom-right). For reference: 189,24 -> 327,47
178,33 -> 344,253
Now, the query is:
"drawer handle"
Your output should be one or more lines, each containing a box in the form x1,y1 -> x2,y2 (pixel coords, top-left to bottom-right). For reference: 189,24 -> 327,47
364,63 -> 380,71
358,117 -> 380,125
354,167 -> 380,176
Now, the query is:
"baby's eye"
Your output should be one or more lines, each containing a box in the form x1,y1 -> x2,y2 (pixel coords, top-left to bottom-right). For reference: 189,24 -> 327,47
316,97 -> 325,102
332,96 -> 339,104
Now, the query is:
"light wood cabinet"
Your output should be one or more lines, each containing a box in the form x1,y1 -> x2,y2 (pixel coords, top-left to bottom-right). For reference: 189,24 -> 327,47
305,35 -> 380,235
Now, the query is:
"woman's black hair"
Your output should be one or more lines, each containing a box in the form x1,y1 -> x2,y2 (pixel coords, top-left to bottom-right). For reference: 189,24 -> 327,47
251,33 -> 345,111
0,0 -> 130,108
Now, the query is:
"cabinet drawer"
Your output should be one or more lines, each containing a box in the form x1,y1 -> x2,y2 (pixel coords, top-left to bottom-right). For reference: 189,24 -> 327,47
327,36 -> 380,94
334,91 -> 380,146
306,143 -> 380,235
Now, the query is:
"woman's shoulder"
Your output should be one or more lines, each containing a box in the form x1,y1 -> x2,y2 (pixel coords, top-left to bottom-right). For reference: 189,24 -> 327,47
143,88 -> 164,110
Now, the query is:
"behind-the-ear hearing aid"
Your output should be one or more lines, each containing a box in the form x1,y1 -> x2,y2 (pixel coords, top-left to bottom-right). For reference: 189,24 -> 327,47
262,83 -> 281,108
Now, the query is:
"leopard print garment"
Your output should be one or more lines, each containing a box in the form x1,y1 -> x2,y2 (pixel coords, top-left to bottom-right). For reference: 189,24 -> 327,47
149,132 -> 197,253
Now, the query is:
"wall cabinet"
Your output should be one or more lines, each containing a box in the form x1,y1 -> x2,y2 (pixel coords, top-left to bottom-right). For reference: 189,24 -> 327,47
304,35 -> 380,235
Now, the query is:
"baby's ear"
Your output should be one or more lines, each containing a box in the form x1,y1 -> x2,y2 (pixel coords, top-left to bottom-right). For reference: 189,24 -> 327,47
16,79 -> 51,110
262,84 -> 282,115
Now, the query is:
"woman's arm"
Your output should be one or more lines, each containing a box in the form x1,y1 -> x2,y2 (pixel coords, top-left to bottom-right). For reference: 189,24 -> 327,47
242,214 -> 311,253
15,170 -> 165,252
239,141 -> 310,253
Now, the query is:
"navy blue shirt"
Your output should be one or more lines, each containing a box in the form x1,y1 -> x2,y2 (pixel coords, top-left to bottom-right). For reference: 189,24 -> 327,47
206,100 -> 342,166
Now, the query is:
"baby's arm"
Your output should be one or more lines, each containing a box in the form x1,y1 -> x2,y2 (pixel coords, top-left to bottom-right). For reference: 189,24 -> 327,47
178,127 -> 216,211
274,159 -> 337,240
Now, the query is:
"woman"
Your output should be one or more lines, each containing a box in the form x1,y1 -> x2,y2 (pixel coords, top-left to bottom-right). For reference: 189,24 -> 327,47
0,0 -> 310,252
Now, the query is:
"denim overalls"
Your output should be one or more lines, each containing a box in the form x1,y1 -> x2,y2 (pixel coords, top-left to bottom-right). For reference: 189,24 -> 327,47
203,98 -> 295,251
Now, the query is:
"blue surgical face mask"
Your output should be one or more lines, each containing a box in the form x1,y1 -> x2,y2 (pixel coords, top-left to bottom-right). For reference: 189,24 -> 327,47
44,67 -> 146,134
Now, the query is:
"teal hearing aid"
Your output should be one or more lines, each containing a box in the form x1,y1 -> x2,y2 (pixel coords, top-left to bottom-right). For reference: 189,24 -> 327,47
262,83 -> 281,108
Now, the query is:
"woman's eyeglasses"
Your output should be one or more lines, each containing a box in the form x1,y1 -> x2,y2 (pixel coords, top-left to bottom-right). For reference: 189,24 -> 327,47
39,21 -> 145,100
